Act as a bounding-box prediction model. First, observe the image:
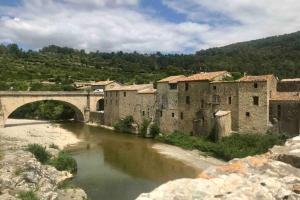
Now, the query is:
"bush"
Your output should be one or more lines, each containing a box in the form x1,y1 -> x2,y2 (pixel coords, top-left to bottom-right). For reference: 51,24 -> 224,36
49,143 -> 59,149
139,118 -> 150,137
158,132 -> 287,161
19,190 -> 39,200
26,144 -> 50,164
48,151 -> 77,174
149,123 -> 160,137
113,116 -> 134,133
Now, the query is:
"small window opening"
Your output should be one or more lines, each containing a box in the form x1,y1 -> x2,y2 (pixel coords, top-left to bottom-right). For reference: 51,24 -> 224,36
186,96 -> 190,104
253,96 -> 259,105
213,86 -> 217,90
142,111 -> 145,116
180,112 -> 183,120
246,112 -> 250,117
185,83 -> 189,91
123,92 -> 126,97
228,96 -> 232,105
254,83 -> 258,88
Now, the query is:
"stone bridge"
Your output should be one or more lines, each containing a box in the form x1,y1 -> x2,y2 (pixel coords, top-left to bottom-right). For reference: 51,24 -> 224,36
0,91 -> 104,127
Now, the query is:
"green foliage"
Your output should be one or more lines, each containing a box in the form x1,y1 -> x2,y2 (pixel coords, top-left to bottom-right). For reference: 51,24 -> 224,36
158,132 -> 287,161
26,144 -> 51,164
49,143 -> 59,149
18,190 -> 39,200
139,119 -> 150,137
48,151 -> 77,174
149,123 -> 160,137
1,32 -> 299,92
10,101 -> 76,121
113,116 -> 134,133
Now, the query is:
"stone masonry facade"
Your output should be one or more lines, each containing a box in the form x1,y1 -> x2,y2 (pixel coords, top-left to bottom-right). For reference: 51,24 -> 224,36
103,71 -> 300,137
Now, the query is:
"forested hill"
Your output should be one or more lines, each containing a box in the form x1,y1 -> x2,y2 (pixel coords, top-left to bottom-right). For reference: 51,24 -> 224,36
196,31 -> 300,78
0,31 -> 300,91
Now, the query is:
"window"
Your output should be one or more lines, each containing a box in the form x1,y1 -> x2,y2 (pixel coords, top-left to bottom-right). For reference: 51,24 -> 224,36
212,95 -> 220,104
180,112 -> 183,120
185,83 -> 189,91
160,111 -> 163,117
116,92 -> 118,97
172,113 -> 175,117
246,112 -> 250,117
142,111 -> 145,116
186,96 -> 190,104
213,86 -> 217,90
169,83 -> 177,90
253,96 -> 259,105
201,99 -> 204,108
228,96 -> 232,105
105,92 -> 108,97
123,92 -> 126,97
254,83 -> 258,88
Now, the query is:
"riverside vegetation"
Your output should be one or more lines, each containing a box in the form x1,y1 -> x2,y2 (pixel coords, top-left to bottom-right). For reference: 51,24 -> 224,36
26,144 -> 77,174
112,116 -> 287,161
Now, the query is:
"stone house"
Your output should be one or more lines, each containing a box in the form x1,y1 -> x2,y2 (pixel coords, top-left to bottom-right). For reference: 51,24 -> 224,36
156,75 -> 186,134
104,84 -> 156,126
176,71 -> 231,136
270,92 -> 300,136
277,78 -> 300,92
91,80 -> 121,91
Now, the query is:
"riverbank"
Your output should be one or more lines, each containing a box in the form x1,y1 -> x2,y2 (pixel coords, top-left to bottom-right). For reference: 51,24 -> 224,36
0,119 -> 87,200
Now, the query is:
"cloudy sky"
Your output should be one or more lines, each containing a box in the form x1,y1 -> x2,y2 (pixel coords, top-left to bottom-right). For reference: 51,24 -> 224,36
0,0 -> 300,53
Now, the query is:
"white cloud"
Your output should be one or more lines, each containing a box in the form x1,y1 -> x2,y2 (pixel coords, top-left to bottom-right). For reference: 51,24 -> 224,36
163,0 -> 300,47
0,0 -> 300,52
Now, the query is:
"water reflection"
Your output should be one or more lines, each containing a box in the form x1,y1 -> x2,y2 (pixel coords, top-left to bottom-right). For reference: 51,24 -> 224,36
62,123 -> 198,200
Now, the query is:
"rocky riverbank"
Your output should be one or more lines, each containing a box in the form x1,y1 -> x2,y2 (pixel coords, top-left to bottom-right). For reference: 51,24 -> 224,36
0,119 -> 87,200
137,136 -> 300,200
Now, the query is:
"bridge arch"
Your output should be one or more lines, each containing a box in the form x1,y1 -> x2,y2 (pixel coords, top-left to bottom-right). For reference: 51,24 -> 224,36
8,99 -> 85,121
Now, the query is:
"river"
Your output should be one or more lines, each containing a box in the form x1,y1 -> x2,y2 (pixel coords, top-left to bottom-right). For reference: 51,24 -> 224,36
61,123 -> 200,200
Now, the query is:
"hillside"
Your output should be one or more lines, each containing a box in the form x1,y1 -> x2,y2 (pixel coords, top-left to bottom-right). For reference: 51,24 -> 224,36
1,31 -> 300,91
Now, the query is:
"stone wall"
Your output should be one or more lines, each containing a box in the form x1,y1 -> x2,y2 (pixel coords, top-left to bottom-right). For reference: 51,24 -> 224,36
210,82 -> 239,131
89,111 -> 104,124
238,81 -> 270,133
177,81 -> 212,136
277,80 -> 300,92
270,101 -> 300,136
156,82 -> 180,134
104,91 -> 120,126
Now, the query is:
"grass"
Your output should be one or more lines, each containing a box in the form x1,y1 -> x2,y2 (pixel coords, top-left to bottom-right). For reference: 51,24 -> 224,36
26,144 -> 51,164
26,144 -> 77,174
48,151 -> 77,174
18,190 -> 39,200
157,132 -> 287,161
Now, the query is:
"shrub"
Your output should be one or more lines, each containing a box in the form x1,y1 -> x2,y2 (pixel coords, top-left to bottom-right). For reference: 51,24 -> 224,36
113,116 -> 134,133
139,118 -> 150,137
158,132 -> 287,161
19,190 -> 39,200
149,123 -> 160,137
57,179 -> 76,189
26,144 -> 50,164
49,143 -> 59,149
48,151 -> 77,174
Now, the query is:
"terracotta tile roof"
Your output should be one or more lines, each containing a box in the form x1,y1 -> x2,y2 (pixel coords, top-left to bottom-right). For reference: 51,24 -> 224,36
106,84 -> 153,91
178,71 -> 228,82
157,75 -> 186,83
281,78 -> 300,82
271,92 -> 300,101
91,80 -> 114,86
138,88 -> 157,94
239,75 -> 274,82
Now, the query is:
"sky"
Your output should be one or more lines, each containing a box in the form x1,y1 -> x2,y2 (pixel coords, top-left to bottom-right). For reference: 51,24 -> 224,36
0,0 -> 300,53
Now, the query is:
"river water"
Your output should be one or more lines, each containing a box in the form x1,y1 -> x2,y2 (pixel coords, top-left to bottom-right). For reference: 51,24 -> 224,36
61,123 -> 199,200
